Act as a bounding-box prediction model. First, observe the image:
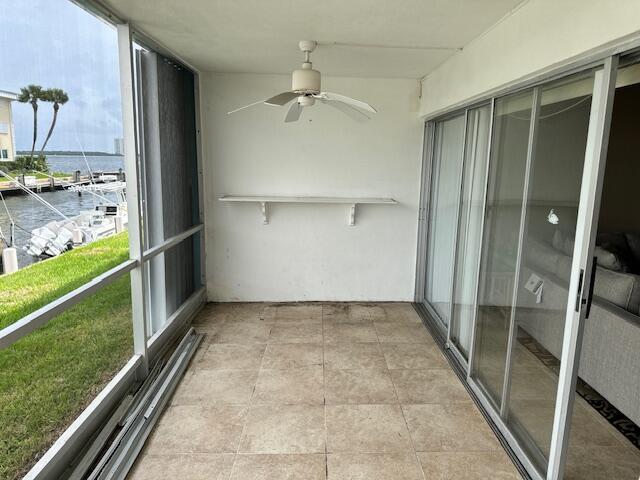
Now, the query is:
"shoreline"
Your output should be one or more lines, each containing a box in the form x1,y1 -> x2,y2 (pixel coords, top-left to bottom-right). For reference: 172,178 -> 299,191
15,152 -> 123,157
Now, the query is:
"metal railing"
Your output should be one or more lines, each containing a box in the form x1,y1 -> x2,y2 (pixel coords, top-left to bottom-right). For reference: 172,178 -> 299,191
0,223 -> 204,352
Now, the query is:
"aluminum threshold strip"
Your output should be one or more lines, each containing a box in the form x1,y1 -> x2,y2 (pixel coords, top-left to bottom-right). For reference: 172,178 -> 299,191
71,360 -> 166,480
67,395 -> 135,480
412,303 -> 532,480
86,328 -> 202,479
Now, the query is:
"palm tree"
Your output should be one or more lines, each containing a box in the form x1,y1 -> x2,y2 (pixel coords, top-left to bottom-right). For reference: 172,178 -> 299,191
17,85 -> 44,161
39,88 -> 69,154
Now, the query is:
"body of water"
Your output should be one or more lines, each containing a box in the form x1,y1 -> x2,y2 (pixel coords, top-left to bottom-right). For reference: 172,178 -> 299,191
0,156 -> 125,268
47,155 -> 124,174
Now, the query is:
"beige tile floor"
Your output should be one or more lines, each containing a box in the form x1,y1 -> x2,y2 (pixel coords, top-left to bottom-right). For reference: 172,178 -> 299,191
128,302 -> 521,479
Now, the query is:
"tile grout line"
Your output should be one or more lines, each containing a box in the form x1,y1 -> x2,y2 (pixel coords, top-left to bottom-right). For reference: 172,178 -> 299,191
322,304 -> 329,480
227,305 -> 271,480
385,307 -> 428,480
371,305 -> 383,346
392,383 -> 428,479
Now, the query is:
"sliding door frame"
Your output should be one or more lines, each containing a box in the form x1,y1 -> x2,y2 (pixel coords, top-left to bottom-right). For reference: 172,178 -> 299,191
416,120 -> 447,353
414,123 -> 434,305
448,101 -> 493,366
445,110 -> 469,343
417,48 -> 631,480
545,55 -> 619,480
465,98 -> 494,376
419,112 -> 467,332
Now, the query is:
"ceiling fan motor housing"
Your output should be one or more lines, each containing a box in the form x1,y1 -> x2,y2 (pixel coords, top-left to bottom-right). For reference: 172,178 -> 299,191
292,63 -> 321,94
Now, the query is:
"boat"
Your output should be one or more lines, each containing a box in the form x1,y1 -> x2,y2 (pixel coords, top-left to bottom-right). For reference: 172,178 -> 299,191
23,181 -> 128,258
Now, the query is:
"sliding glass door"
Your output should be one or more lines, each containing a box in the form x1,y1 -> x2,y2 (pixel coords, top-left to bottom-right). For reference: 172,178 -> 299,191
505,72 -> 596,472
419,59 -> 619,480
424,114 -> 465,326
471,71 -> 601,476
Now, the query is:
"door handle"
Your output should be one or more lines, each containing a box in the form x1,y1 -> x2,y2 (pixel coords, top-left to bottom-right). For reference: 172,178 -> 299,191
585,257 -> 598,318
574,269 -> 584,313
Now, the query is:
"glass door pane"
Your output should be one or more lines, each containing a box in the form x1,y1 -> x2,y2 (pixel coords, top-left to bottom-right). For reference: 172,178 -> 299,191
472,89 -> 534,406
506,72 -> 596,474
451,104 -> 491,358
424,114 -> 465,326
561,61 -> 640,480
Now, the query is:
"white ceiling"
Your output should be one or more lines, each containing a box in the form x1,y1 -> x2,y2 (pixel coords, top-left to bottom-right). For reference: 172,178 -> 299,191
103,0 -> 525,78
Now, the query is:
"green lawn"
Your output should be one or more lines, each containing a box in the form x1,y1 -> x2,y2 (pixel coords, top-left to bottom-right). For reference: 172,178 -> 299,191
0,233 -> 133,480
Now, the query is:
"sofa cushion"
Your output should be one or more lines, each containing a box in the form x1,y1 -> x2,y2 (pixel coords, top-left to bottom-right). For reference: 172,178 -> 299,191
594,245 -> 625,272
626,233 -> 640,265
596,232 -> 637,272
593,267 -> 640,313
597,232 -> 629,252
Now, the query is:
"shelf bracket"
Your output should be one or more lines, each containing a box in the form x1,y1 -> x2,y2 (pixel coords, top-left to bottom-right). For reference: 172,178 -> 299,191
261,202 -> 269,225
349,204 -> 356,226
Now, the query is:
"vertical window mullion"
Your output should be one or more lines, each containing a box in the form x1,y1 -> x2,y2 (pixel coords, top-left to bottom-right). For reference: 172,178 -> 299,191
117,23 -> 149,378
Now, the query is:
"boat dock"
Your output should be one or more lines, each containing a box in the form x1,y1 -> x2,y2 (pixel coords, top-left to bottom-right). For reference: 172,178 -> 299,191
0,170 -> 125,196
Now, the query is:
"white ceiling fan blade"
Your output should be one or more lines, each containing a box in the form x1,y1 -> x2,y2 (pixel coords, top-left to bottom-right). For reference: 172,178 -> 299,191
285,101 -> 303,122
319,92 -> 377,113
321,99 -> 370,122
265,91 -> 298,106
227,91 -> 298,115
227,99 -> 268,115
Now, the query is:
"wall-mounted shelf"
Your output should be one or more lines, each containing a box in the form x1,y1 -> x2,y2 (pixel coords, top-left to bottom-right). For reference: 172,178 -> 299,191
219,195 -> 398,226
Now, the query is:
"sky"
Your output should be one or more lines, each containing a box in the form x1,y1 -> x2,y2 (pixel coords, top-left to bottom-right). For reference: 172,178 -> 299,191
0,0 -> 123,153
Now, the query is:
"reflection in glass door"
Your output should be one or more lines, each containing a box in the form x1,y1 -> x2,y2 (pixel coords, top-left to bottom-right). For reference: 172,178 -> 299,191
424,114 -> 465,326
450,104 -> 491,358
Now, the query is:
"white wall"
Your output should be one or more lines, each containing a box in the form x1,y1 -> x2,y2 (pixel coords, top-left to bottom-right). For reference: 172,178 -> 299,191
420,0 -> 640,116
202,73 -> 422,302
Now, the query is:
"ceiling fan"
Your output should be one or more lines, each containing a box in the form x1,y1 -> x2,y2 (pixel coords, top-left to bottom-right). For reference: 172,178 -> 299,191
227,40 -> 377,123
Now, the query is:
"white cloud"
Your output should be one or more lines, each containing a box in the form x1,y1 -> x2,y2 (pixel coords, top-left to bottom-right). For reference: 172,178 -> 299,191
0,0 -> 123,152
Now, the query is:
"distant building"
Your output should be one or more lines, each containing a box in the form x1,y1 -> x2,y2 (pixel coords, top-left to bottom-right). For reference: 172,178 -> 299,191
114,137 -> 124,155
0,90 -> 18,162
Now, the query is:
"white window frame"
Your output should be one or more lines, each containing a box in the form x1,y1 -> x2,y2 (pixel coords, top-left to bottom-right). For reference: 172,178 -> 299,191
0,3 -> 208,478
